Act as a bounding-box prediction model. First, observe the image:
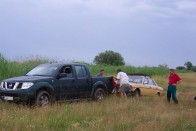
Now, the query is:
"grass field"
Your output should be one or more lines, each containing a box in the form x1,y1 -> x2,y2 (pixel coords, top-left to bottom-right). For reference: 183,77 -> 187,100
0,86 -> 195,131
0,54 -> 196,131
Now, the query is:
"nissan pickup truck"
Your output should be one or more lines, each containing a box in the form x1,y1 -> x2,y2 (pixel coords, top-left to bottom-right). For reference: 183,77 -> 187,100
0,63 -> 115,106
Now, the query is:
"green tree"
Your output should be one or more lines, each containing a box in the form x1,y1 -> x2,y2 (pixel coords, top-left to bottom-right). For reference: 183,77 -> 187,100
184,61 -> 193,70
93,50 -> 125,66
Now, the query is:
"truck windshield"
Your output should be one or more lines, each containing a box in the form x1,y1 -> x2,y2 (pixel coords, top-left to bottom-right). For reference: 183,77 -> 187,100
26,65 -> 58,76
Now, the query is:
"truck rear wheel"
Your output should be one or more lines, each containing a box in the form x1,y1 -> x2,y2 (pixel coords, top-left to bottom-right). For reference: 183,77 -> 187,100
93,88 -> 105,101
35,91 -> 50,107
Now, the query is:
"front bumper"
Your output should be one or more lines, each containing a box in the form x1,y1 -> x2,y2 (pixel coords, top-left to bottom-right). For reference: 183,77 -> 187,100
0,89 -> 35,103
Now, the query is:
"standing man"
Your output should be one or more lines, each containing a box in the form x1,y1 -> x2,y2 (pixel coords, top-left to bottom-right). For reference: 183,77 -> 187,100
113,69 -> 130,98
96,69 -> 104,76
167,69 -> 182,104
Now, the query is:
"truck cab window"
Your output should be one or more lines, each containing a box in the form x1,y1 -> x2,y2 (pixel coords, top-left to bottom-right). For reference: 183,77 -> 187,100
75,65 -> 87,78
60,66 -> 73,78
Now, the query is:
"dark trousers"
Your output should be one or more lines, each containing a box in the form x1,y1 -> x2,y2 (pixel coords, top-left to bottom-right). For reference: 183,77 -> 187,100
167,85 -> 178,103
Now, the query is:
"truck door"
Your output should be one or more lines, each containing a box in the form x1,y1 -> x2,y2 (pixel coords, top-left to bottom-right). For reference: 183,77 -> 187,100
74,65 -> 91,96
58,66 -> 77,99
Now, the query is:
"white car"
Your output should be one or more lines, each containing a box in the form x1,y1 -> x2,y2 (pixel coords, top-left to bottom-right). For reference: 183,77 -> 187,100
128,74 -> 164,96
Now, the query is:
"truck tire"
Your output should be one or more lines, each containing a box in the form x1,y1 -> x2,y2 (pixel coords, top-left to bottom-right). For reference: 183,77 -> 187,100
35,91 -> 50,107
93,88 -> 105,101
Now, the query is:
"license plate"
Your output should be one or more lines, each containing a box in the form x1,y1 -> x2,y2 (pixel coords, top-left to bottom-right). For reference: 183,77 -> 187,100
4,96 -> 13,101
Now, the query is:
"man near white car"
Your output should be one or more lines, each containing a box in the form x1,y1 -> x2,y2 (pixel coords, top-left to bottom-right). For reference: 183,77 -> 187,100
167,69 -> 182,104
113,69 -> 130,98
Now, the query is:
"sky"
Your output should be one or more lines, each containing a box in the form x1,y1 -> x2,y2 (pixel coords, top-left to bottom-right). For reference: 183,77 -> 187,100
0,0 -> 196,68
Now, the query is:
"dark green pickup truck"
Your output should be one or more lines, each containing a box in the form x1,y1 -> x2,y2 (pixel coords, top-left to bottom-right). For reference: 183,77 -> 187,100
0,63 -> 115,106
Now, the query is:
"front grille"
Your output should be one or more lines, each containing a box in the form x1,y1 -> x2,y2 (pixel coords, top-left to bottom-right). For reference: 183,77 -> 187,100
3,82 -> 5,88
7,83 -> 15,89
1,82 -> 21,90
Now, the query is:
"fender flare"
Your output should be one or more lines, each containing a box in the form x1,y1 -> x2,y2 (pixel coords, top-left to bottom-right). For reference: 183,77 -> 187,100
30,82 -> 55,99
91,81 -> 108,97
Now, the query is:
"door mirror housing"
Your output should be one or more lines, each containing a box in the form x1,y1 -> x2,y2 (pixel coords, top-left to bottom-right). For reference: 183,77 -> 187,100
57,73 -> 67,79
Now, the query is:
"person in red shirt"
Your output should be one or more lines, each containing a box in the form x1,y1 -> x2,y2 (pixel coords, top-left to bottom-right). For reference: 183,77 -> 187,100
167,69 -> 182,104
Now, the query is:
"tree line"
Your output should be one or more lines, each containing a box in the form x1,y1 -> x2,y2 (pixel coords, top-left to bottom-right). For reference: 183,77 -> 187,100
94,51 -> 196,72
176,61 -> 196,72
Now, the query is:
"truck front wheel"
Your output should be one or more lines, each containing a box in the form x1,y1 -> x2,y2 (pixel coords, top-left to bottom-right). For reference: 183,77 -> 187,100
35,91 -> 50,107
93,88 -> 105,101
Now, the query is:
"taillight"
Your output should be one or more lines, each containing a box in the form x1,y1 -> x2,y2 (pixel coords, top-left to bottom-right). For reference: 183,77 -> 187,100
112,77 -> 115,87
130,85 -> 133,90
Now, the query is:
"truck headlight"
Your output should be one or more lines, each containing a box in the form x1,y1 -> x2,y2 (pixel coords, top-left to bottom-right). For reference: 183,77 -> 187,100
21,82 -> 34,89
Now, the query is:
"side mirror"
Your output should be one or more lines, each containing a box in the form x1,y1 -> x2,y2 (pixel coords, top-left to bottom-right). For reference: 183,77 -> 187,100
57,73 -> 67,79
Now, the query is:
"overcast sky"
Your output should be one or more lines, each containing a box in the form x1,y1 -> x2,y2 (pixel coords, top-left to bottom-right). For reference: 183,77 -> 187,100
0,0 -> 196,68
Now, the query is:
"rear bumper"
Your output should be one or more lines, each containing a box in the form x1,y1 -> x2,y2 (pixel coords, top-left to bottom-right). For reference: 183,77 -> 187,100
0,89 -> 35,103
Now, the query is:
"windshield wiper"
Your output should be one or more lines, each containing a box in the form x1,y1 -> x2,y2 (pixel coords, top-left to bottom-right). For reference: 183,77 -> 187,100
31,74 -> 45,76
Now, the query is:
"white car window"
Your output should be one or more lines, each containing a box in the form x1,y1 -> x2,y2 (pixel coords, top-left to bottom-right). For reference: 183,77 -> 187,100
148,78 -> 156,85
128,75 -> 143,84
143,78 -> 148,84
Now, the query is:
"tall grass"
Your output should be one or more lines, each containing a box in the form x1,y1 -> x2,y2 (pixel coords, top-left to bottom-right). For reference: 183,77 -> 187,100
88,65 -> 169,77
0,54 -> 47,81
0,53 -> 8,81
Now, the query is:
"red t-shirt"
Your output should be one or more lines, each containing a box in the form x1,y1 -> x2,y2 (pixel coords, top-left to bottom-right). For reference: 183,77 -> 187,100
168,73 -> 181,85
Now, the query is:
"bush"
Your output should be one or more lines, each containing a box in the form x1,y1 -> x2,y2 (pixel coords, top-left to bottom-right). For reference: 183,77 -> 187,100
176,66 -> 186,70
191,66 -> 196,72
